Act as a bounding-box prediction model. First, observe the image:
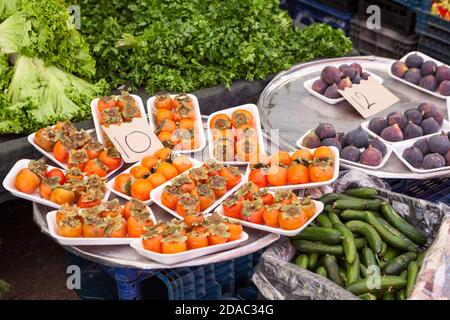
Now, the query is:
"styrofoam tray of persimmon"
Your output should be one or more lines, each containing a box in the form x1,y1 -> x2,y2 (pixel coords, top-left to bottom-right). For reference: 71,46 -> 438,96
46,206 -> 156,246
130,231 -> 249,265
90,93 -> 147,144
206,104 -> 266,165
215,196 -> 324,237
3,159 -> 110,209
146,93 -> 206,154
106,155 -> 201,205
150,163 -> 248,219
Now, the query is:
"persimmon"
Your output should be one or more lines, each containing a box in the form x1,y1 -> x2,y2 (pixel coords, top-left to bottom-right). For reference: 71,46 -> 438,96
173,94 -> 194,109
154,94 -> 174,110
34,127 -> 56,152
98,199 -> 123,218
158,131 -> 175,146
300,196 -> 316,219
68,149 -> 88,171
231,109 -> 254,128
99,148 -> 121,171
114,173 -> 132,194
313,146 -> 334,161
210,114 -> 232,130
104,214 -> 127,237
39,177 -> 59,200
279,204 -> 307,230
240,199 -> 265,225
176,194 -> 200,217
142,234 -> 163,253
248,168 -> 268,188
127,213 -> 154,238
309,161 -> 334,182
161,185 -> 182,210
184,211 -> 204,228
156,162 -> 178,180
156,108 -> 173,124
173,104 -> 195,122
122,103 -> 140,122
146,173 -> 166,188
97,96 -> 116,113
65,168 -> 84,182
187,232 -> 209,250
123,199 -> 146,220
53,141 -> 69,163
292,149 -> 312,163
274,190 -> 298,205
56,205 -> 79,226
287,163 -> 310,185
15,168 -> 41,194
172,155 -> 192,173
83,219 -> 106,237
157,119 -> 176,133
154,148 -> 172,160
219,166 -> 242,189
209,175 -> 227,199
208,223 -> 230,245
254,190 -> 274,206
179,118 -> 195,130
222,195 -> 243,219
202,160 -> 223,177
77,195 -> 102,209
263,204 -> 281,227
266,165 -> 288,186
197,184 -> 215,210
271,151 -> 292,166
130,179 -> 153,201
139,156 -> 157,172
192,225 -> 209,233
58,218 -> 82,238
162,234 -> 188,254
130,165 -> 150,179
49,187 -> 76,205
235,138 -> 259,163
100,107 -> 122,126
226,222 -> 243,241
47,168 -> 65,185
83,159 -> 108,177
188,167 -> 209,184
237,182 -> 260,201
173,175 -> 196,193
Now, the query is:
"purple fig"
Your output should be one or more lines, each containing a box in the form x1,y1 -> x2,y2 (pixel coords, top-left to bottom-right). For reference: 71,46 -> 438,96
341,145 -> 361,162
368,117 -> 388,135
403,121 -> 424,140
324,84 -> 341,99
312,79 -> 328,95
315,123 -> 336,140
421,117 -> 440,135
419,75 -> 438,91
321,137 -> 342,152
380,124 -> 404,142
404,68 -> 422,85
303,131 -> 321,148
427,132 -> 450,155
421,60 -> 438,75
388,113 -> 408,130
321,66 -> 341,85
422,153 -> 446,169
344,126 -> 369,148
405,54 -> 423,68
435,65 -> 450,82
391,61 -> 408,78
413,139 -> 430,155
404,109 -> 423,125
360,146 -> 383,166
402,146 -> 424,168
338,77 -> 352,90
438,80 -> 450,96
368,138 -> 387,157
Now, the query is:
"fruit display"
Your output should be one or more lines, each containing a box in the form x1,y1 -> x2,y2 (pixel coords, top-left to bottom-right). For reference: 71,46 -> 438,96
310,63 -> 373,99
208,105 -> 263,163
32,121 -> 122,176
391,53 -> 450,96
54,199 -> 154,238
152,160 -> 243,216
291,188 -> 425,299
219,182 -> 318,232
367,102 -> 445,142
111,148 -> 194,202
400,132 -> 450,170
301,124 -> 388,168
149,93 -> 202,151
95,91 -> 142,146
139,212 -> 243,254
248,147 -> 337,188
12,159 -> 106,207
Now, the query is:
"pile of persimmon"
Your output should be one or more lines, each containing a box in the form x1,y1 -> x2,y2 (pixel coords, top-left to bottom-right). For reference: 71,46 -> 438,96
248,147 -> 335,187
56,198 -> 154,238
113,148 -> 193,201
160,160 -> 242,215
33,121 -> 121,177
97,91 -> 141,147
152,93 -> 199,150
14,159 -> 107,207
221,182 -> 316,230
141,212 -> 243,254
209,109 -> 260,162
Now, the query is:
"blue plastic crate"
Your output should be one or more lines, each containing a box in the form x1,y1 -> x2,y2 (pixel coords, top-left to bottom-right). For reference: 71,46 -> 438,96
393,0 -> 420,9
416,0 -> 450,46
386,178 -> 450,205
288,0 -> 354,34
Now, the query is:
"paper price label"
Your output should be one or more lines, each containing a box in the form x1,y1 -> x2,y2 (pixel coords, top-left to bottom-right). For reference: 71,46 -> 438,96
339,76 -> 399,118
102,118 -> 164,163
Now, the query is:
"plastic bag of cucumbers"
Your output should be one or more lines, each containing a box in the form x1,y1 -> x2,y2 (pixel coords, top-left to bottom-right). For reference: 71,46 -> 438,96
252,170 -> 450,300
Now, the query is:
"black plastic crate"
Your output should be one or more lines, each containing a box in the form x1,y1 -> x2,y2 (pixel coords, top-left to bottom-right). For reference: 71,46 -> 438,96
416,0 -> 450,46
316,0 -> 358,12
358,0 -> 416,36
393,0 -> 420,9
350,17 -> 418,59
418,34 -> 450,65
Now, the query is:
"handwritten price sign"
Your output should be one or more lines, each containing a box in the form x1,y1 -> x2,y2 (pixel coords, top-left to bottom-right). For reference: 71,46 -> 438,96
339,76 -> 399,118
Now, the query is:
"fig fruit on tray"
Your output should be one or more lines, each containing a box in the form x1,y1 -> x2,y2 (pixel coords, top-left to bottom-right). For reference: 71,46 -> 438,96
401,132 -> 450,170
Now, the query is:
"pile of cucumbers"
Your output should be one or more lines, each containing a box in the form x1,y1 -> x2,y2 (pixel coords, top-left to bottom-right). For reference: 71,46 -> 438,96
291,187 -> 427,300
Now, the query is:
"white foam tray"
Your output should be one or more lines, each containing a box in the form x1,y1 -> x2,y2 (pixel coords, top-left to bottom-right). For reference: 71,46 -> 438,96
296,130 -> 392,171
130,231 -> 248,265
46,207 -> 156,246
150,163 -> 248,219
215,198 -> 324,237
146,94 -> 206,154
388,51 -> 450,100
90,94 -> 146,144
392,136 -> 450,174
106,156 -> 202,205
206,104 -> 266,165
27,130 -> 123,178
3,159 -> 111,209
261,146 -> 340,191
303,70 -> 383,105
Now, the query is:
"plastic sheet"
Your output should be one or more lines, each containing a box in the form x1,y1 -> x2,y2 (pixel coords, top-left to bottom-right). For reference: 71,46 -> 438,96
252,170 -> 450,300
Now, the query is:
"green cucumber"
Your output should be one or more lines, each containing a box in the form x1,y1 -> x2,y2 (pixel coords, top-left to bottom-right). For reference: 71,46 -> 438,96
292,240 -> 344,256
382,252 -> 417,275
361,247 -> 377,268
377,217 -> 416,244
341,209 -> 381,221
382,291 -> 395,300
359,293 -> 377,300
416,251 -> 427,267
319,193 -> 358,205
380,241 -> 388,258
365,212 -> 418,252
381,203 -> 427,245
339,267 -> 347,284
315,266 -> 327,278
323,254 -> 345,287
328,212 -> 357,264
396,271 -> 408,300
379,246 -> 400,268
355,238 -> 368,250
346,276 -> 406,295
295,254 -> 309,269
344,187 -> 378,199
345,220 -> 383,254
333,198 -> 382,211
316,214 -> 333,228
308,253 -> 319,270
291,226 -> 342,244
346,254 -> 360,285
360,263 -> 367,278
406,261 -> 419,297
